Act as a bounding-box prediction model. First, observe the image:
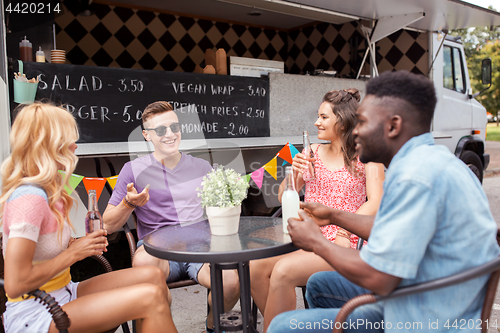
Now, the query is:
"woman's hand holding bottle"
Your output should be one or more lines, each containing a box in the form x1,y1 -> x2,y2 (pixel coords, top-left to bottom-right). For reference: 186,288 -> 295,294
67,229 -> 108,262
291,152 -> 316,177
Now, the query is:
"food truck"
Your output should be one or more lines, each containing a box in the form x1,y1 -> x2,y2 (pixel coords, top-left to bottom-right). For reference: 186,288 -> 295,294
0,0 -> 499,237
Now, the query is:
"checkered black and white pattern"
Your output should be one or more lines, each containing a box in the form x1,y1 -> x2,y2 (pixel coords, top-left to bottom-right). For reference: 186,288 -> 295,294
377,29 -> 428,75
56,3 -> 428,76
56,2 -> 288,71
286,21 -> 367,76
287,21 -> 428,76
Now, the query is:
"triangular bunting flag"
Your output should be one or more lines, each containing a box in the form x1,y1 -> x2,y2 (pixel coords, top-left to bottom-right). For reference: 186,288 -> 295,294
107,175 -> 119,190
282,160 -> 289,166
250,168 -> 264,189
263,157 -> 278,180
276,143 -> 293,165
244,174 -> 251,183
58,170 -> 84,195
288,143 -> 300,159
82,177 -> 107,202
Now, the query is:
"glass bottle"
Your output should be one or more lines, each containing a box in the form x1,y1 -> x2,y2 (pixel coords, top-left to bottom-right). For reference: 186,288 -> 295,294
85,189 -> 103,234
281,166 -> 300,234
302,130 -> 316,181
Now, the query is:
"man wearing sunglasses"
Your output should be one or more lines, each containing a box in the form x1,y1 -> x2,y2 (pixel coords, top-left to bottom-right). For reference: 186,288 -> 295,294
103,101 -> 240,332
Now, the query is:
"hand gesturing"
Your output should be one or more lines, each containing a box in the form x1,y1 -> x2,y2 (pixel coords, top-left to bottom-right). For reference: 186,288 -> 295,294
125,183 -> 150,207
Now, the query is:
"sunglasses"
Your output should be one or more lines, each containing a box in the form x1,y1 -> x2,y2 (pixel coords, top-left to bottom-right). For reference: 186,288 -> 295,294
144,123 -> 181,136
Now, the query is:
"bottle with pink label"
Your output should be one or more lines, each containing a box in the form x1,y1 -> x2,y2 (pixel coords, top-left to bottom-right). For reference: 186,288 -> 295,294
85,190 -> 103,234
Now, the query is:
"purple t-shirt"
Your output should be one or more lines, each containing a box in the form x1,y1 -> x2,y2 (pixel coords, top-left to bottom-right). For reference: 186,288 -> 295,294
109,153 -> 212,240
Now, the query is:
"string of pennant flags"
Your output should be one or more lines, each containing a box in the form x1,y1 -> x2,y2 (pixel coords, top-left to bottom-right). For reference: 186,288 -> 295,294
62,142 -> 301,203
245,142 -> 300,188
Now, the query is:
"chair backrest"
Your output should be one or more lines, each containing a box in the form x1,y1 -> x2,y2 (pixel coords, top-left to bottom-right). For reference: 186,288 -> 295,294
332,230 -> 500,333
0,237 -> 70,333
481,229 -> 500,332
0,236 -> 7,333
123,213 -> 198,290
480,269 -> 500,332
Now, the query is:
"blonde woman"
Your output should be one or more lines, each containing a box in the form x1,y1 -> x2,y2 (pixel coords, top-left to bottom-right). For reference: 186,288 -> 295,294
250,89 -> 385,332
1,102 -> 178,333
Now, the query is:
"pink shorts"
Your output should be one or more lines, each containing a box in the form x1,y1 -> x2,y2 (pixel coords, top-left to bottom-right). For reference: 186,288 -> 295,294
3,281 -> 79,333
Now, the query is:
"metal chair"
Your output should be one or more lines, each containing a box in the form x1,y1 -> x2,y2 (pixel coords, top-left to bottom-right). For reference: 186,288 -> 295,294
120,214 -> 200,333
0,278 -> 71,333
332,234 -> 500,333
123,213 -> 199,294
0,236 -> 125,333
98,156 -> 199,330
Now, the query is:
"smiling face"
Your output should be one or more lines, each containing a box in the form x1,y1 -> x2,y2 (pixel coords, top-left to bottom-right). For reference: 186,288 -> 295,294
353,95 -> 392,166
314,102 -> 339,141
142,111 -> 181,160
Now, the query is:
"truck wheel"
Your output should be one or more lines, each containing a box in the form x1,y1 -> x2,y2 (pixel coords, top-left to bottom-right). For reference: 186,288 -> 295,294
460,151 -> 483,183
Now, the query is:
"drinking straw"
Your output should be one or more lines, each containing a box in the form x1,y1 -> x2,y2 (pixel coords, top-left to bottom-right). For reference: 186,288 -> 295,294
53,24 -> 56,50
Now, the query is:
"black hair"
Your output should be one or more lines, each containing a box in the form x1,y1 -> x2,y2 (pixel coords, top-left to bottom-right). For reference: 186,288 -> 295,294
366,71 -> 437,129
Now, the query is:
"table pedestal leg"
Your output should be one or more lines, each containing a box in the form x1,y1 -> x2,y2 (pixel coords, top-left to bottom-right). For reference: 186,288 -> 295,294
209,262 -> 256,333
238,261 -> 254,333
210,263 -> 225,333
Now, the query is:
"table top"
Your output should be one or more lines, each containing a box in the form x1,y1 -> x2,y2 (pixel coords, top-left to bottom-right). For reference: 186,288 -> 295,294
143,216 -> 297,263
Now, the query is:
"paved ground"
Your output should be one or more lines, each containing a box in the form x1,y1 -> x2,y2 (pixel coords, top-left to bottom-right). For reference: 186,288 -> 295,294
486,140 -> 500,177
118,141 -> 500,333
118,285 -> 305,332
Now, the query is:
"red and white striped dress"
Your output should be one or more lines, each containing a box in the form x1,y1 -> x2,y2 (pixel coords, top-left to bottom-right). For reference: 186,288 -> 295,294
303,144 -> 367,249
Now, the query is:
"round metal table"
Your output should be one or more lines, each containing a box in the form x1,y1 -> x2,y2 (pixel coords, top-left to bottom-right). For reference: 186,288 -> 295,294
143,216 -> 298,333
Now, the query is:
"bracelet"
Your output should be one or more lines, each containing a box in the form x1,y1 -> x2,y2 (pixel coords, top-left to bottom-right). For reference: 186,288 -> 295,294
122,197 -> 136,209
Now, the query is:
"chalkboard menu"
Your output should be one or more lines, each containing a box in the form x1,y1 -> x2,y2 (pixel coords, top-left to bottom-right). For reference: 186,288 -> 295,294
18,62 -> 270,143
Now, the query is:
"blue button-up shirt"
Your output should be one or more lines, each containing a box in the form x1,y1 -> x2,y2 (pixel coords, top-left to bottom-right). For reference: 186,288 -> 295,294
360,133 -> 500,332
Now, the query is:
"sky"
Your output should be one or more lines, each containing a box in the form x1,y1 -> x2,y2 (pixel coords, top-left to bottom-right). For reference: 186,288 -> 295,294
463,0 -> 497,10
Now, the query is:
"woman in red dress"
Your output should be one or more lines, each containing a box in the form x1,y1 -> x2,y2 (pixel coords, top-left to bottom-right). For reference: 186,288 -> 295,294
250,89 -> 385,332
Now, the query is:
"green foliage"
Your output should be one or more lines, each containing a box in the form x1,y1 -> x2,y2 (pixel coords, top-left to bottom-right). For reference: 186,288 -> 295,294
487,123 -> 500,141
451,5 -> 500,114
197,166 -> 249,208
471,41 -> 500,113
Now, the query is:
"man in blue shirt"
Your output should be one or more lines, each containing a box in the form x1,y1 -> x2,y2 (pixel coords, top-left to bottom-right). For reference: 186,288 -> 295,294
268,71 -> 500,332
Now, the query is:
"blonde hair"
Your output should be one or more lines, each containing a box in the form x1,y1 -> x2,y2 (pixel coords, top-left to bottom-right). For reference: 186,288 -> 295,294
0,102 -> 79,238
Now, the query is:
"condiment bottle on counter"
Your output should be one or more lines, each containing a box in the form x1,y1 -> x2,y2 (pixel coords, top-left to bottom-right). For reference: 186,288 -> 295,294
36,47 -> 45,63
19,36 -> 32,62
281,166 -> 300,234
302,130 -> 316,181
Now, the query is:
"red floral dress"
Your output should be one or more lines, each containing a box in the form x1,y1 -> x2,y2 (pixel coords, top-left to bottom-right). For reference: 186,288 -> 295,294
302,144 -> 367,249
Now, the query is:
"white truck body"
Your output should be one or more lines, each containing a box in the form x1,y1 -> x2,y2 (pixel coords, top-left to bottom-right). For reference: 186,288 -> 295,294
430,33 -> 490,180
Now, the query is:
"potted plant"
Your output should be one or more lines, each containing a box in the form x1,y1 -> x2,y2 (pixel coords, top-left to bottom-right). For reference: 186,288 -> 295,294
197,166 -> 249,235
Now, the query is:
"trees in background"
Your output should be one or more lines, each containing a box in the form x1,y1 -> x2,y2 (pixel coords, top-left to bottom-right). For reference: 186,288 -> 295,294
451,6 -> 499,114
470,41 -> 499,115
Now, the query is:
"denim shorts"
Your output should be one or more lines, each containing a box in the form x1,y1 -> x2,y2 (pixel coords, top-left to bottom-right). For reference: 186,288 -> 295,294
3,281 -> 79,333
137,239 -> 203,283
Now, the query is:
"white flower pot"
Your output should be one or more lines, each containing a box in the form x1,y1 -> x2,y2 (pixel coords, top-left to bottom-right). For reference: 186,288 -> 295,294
206,205 -> 241,236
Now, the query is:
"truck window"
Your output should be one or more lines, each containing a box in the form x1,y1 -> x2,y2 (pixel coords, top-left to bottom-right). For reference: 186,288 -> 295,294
443,46 -> 454,89
443,45 -> 466,93
453,48 -> 465,93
